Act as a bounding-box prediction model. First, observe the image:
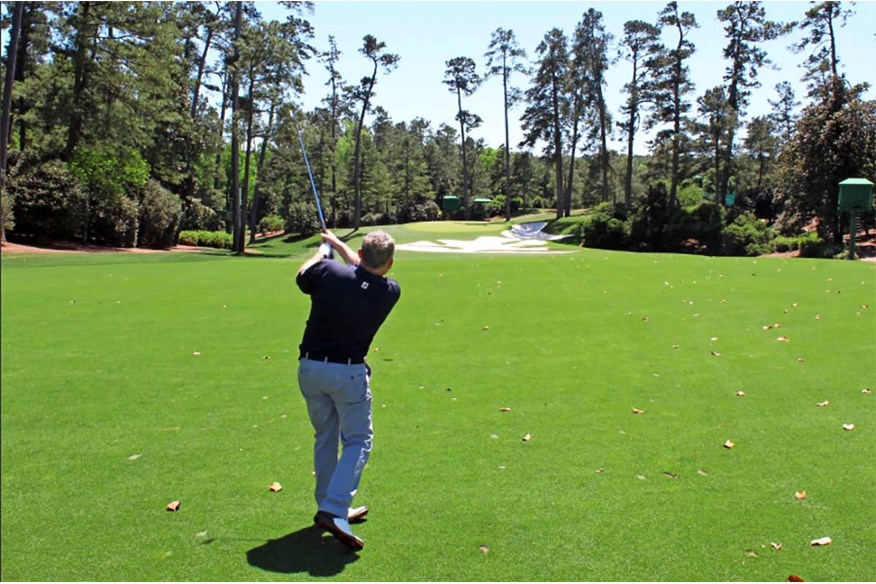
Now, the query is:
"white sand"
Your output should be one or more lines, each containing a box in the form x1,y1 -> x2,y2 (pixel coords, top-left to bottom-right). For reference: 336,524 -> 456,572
396,224 -> 573,255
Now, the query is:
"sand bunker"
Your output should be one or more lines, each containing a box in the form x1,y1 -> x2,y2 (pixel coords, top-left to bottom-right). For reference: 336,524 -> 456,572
397,222 -> 573,254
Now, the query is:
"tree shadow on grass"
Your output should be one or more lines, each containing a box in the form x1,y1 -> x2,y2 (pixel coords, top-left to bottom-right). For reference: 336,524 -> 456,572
246,525 -> 359,576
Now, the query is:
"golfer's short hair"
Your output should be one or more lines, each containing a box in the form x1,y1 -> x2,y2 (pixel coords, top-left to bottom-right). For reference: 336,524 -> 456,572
361,230 -> 395,269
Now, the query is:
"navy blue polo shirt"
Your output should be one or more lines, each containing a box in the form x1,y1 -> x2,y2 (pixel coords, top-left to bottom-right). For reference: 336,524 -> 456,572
297,259 -> 401,361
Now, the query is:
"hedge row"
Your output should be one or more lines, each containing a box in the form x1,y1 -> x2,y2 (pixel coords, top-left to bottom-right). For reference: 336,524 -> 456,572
177,230 -> 233,249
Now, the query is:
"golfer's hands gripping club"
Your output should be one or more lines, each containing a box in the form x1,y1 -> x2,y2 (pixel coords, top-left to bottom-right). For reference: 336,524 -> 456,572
320,230 -> 360,266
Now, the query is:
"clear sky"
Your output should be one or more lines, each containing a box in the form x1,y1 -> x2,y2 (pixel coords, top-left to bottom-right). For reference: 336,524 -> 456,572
259,1 -> 875,155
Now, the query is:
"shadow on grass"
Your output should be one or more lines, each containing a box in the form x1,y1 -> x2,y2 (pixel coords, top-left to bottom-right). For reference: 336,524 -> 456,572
246,525 -> 359,576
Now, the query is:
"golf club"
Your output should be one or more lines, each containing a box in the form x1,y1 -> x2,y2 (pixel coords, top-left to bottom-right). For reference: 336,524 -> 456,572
295,122 -> 332,259
296,124 -> 328,233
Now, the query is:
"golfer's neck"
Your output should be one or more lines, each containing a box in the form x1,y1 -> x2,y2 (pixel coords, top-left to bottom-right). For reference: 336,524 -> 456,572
359,264 -> 388,277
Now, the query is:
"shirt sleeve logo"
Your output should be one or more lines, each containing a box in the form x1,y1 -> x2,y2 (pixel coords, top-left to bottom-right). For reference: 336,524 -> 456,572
360,282 -> 370,290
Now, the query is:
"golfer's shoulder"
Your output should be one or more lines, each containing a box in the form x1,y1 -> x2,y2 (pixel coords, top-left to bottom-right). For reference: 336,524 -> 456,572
321,259 -> 356,279
385,276 -> 401,298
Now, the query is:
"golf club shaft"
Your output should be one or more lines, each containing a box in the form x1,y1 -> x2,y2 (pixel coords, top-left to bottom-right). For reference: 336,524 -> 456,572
296,125 -> 327,232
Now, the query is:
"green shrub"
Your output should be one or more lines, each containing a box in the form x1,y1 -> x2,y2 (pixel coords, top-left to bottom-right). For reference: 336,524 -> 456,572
582,203 -> 630,250
137,180 -> 183,249
628,182 -> 671,252
258,214 -> 285,234
722,212 -> 773,256
90,192 -> 140,247
664,202 -> 725,255
677,182 -> 706,206
182,197 -> 220,231
798,232 -> 844,258
8,152 -> 86,243
361,211 -> 393,226
772,235 -> 801,253
285,201 -> 321,235
398,199 -> 440,223
177,230 -> 232,249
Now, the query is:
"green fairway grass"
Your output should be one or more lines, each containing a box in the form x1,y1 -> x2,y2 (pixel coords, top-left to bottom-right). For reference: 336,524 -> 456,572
2,227 -> 875,581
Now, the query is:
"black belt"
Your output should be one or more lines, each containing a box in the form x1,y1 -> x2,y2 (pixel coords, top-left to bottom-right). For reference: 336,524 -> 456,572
301,351 -> 365,365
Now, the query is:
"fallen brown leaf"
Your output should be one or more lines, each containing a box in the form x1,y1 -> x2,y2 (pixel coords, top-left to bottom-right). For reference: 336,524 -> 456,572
763,324 -> 773,330
810,536 -> 832,546
711,351 -> 722,357
724,440 -> 735,449
863,388 -> 872,395
777,336 -> 789,342
787,575 -> 805,582
736,390 -> 746,397
795,490 -> 807,500
631,407 -> 646,414
166,500 -> 181,512
522,433 -> 532,442
479,544 -> 490,554
128,453 -> 142,461
843,423 -> 855,431
771,542 -> 783,551
816,400 -> 829,407
746,550 -> 759,558
268,481 -> 282,492
595,468 -> 605,474
662,471 -> 679,479
498,407 -> 512,412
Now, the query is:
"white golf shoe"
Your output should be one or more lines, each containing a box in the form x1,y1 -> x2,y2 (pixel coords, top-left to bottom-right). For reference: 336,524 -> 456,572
314,511 -> 364,551
348,505 -> 369,523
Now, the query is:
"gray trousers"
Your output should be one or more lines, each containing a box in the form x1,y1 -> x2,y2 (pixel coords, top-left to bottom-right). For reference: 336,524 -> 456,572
298,358 -> 373,518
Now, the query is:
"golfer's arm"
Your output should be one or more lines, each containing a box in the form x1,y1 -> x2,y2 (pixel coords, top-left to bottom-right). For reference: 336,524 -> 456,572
297,249 -> 325,276
332,240 -> 360,266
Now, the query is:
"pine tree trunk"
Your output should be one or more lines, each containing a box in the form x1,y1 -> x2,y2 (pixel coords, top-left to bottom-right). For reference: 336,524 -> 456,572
248,104 -> 275,244
191,27 -> 213,119
502,55 -> 512,222
0,1 -> 24,244
352,62 -> 378,231
457,87 -> 469,215
597,84 -> 610,203
229,3 -> 243,253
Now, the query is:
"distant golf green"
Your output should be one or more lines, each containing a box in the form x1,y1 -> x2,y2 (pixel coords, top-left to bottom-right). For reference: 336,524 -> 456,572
2,223 -> 874,581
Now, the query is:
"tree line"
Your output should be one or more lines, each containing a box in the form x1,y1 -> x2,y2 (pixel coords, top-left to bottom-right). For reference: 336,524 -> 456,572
0,1 -> 873,253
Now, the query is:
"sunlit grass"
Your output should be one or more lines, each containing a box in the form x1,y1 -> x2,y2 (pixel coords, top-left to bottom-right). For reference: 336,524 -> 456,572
1,238 -> 874,581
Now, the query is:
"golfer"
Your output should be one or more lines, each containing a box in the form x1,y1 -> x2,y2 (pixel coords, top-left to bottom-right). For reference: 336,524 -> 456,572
295,229 -> 401,551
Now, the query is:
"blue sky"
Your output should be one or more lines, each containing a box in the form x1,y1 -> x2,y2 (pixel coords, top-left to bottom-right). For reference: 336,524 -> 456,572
259,1 -> 875,155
